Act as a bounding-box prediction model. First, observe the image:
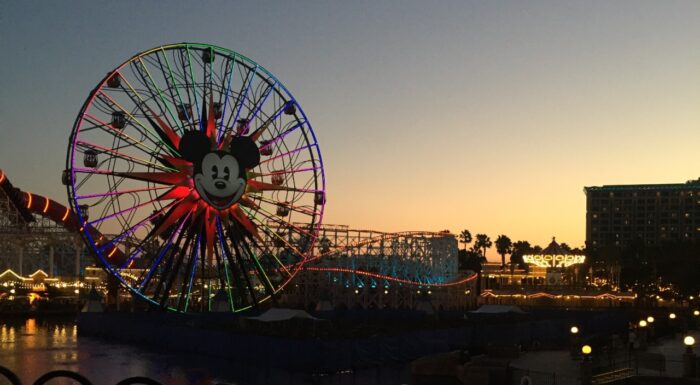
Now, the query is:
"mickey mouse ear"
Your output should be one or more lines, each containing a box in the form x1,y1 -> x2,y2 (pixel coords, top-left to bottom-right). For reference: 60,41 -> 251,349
179,130 -> 210,162
230,136 -> 260,169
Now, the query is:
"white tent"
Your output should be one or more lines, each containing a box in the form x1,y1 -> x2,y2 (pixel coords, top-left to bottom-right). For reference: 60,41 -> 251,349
247,308 -> 319,322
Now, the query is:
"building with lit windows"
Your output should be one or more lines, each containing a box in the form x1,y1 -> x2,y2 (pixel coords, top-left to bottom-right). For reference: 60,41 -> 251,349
584,179 -> 700,248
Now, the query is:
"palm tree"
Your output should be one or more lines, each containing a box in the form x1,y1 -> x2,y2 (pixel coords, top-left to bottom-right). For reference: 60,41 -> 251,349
474,234 -> 492,260
459,230 -> 472,251
463,249 -> 487,296
511,240 -> 531,268
495,235 -> 513,270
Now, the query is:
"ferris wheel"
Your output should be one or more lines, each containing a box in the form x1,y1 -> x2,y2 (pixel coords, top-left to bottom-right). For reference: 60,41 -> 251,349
65,43 -> 325,312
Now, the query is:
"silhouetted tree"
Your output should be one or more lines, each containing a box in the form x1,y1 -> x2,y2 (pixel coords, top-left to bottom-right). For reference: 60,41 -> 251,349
459,229 -> 472,251
511,240 -> 531,269
474,234 -> 492,260
495,235 -> 513,269
461,249 -> 486,295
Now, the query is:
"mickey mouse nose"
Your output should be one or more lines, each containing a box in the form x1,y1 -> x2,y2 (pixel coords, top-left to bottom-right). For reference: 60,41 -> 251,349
215,181 -> 226,189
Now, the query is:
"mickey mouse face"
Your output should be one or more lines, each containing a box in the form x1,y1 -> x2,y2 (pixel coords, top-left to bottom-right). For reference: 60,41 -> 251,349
194,152 -> 246,209
179,130 -> 260,210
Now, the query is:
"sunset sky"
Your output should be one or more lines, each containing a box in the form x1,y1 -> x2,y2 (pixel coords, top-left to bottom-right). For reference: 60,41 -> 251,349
1,1 -> 699,260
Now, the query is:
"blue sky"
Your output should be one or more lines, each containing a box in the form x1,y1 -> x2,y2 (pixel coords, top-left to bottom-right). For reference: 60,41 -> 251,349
2,1 -> 699,257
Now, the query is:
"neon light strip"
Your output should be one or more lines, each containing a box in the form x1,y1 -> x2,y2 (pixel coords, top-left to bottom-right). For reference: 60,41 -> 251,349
42,198 -> 50,214
61,207 -> 70,222
480,291 -> 634,300
304,266 -> 477,287
0,171 -> 5,183
26,193 -> 32,209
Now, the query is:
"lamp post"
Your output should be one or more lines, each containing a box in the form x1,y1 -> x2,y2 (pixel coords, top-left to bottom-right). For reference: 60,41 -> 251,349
570,326 -> 580,359
638,320 -> 648,350
683,336 -> 696,378
581,344 -> 593,385
670,312 -> 678,336
647,316 -> 655,342
693,310 -> 699,330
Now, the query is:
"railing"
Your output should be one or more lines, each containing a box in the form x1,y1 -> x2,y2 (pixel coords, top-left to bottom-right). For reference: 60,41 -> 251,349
0,365 -> 164,385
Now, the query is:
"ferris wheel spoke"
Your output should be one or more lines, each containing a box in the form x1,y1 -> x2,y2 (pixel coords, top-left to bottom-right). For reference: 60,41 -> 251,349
258,143 -> 316,166
120,66 -> 184,135
256,121 -> 304,153
214,217 -> 236,311
231,222 -> 277,294
82,113 -> 162,157
75,140 -> 175,173
183,46 -> 202,125
241,204 -> 317,246
255,195 -> 319,217
245,80 -> 277,124
153,51 -> 191,128
229,66 -> 257,132
249,165 -> 322,181
75,185 -> 170,200
180,233 -> 202,312
86,195 -> 163,227
216,55 -> 237,142
96,91 -> 169,150
242,218 -> 296,276
213,241 -> 235,312
217,220 -> 258,306
97,197 -> 184,254
137,210 -> 192,293
155,216 -> 199,309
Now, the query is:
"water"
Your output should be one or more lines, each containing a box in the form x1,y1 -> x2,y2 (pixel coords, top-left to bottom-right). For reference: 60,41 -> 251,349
0,318 -> 409,385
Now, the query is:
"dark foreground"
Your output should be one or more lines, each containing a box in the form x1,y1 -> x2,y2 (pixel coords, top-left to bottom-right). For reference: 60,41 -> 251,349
0,317 -> 408,385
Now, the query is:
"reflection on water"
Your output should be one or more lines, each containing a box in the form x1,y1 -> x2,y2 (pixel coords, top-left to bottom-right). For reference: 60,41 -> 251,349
0,318 -> 408,385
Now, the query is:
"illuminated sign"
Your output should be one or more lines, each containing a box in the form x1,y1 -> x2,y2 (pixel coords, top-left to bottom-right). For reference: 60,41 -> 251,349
523,254 -> 585,268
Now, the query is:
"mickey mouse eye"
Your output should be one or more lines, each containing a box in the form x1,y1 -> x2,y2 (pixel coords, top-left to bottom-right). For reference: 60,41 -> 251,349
211,165 -> 218,179
223,166 -> 230,179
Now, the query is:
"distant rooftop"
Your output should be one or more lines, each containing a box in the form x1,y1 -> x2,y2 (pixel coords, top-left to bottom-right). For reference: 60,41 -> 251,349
584,178 -> 700,193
